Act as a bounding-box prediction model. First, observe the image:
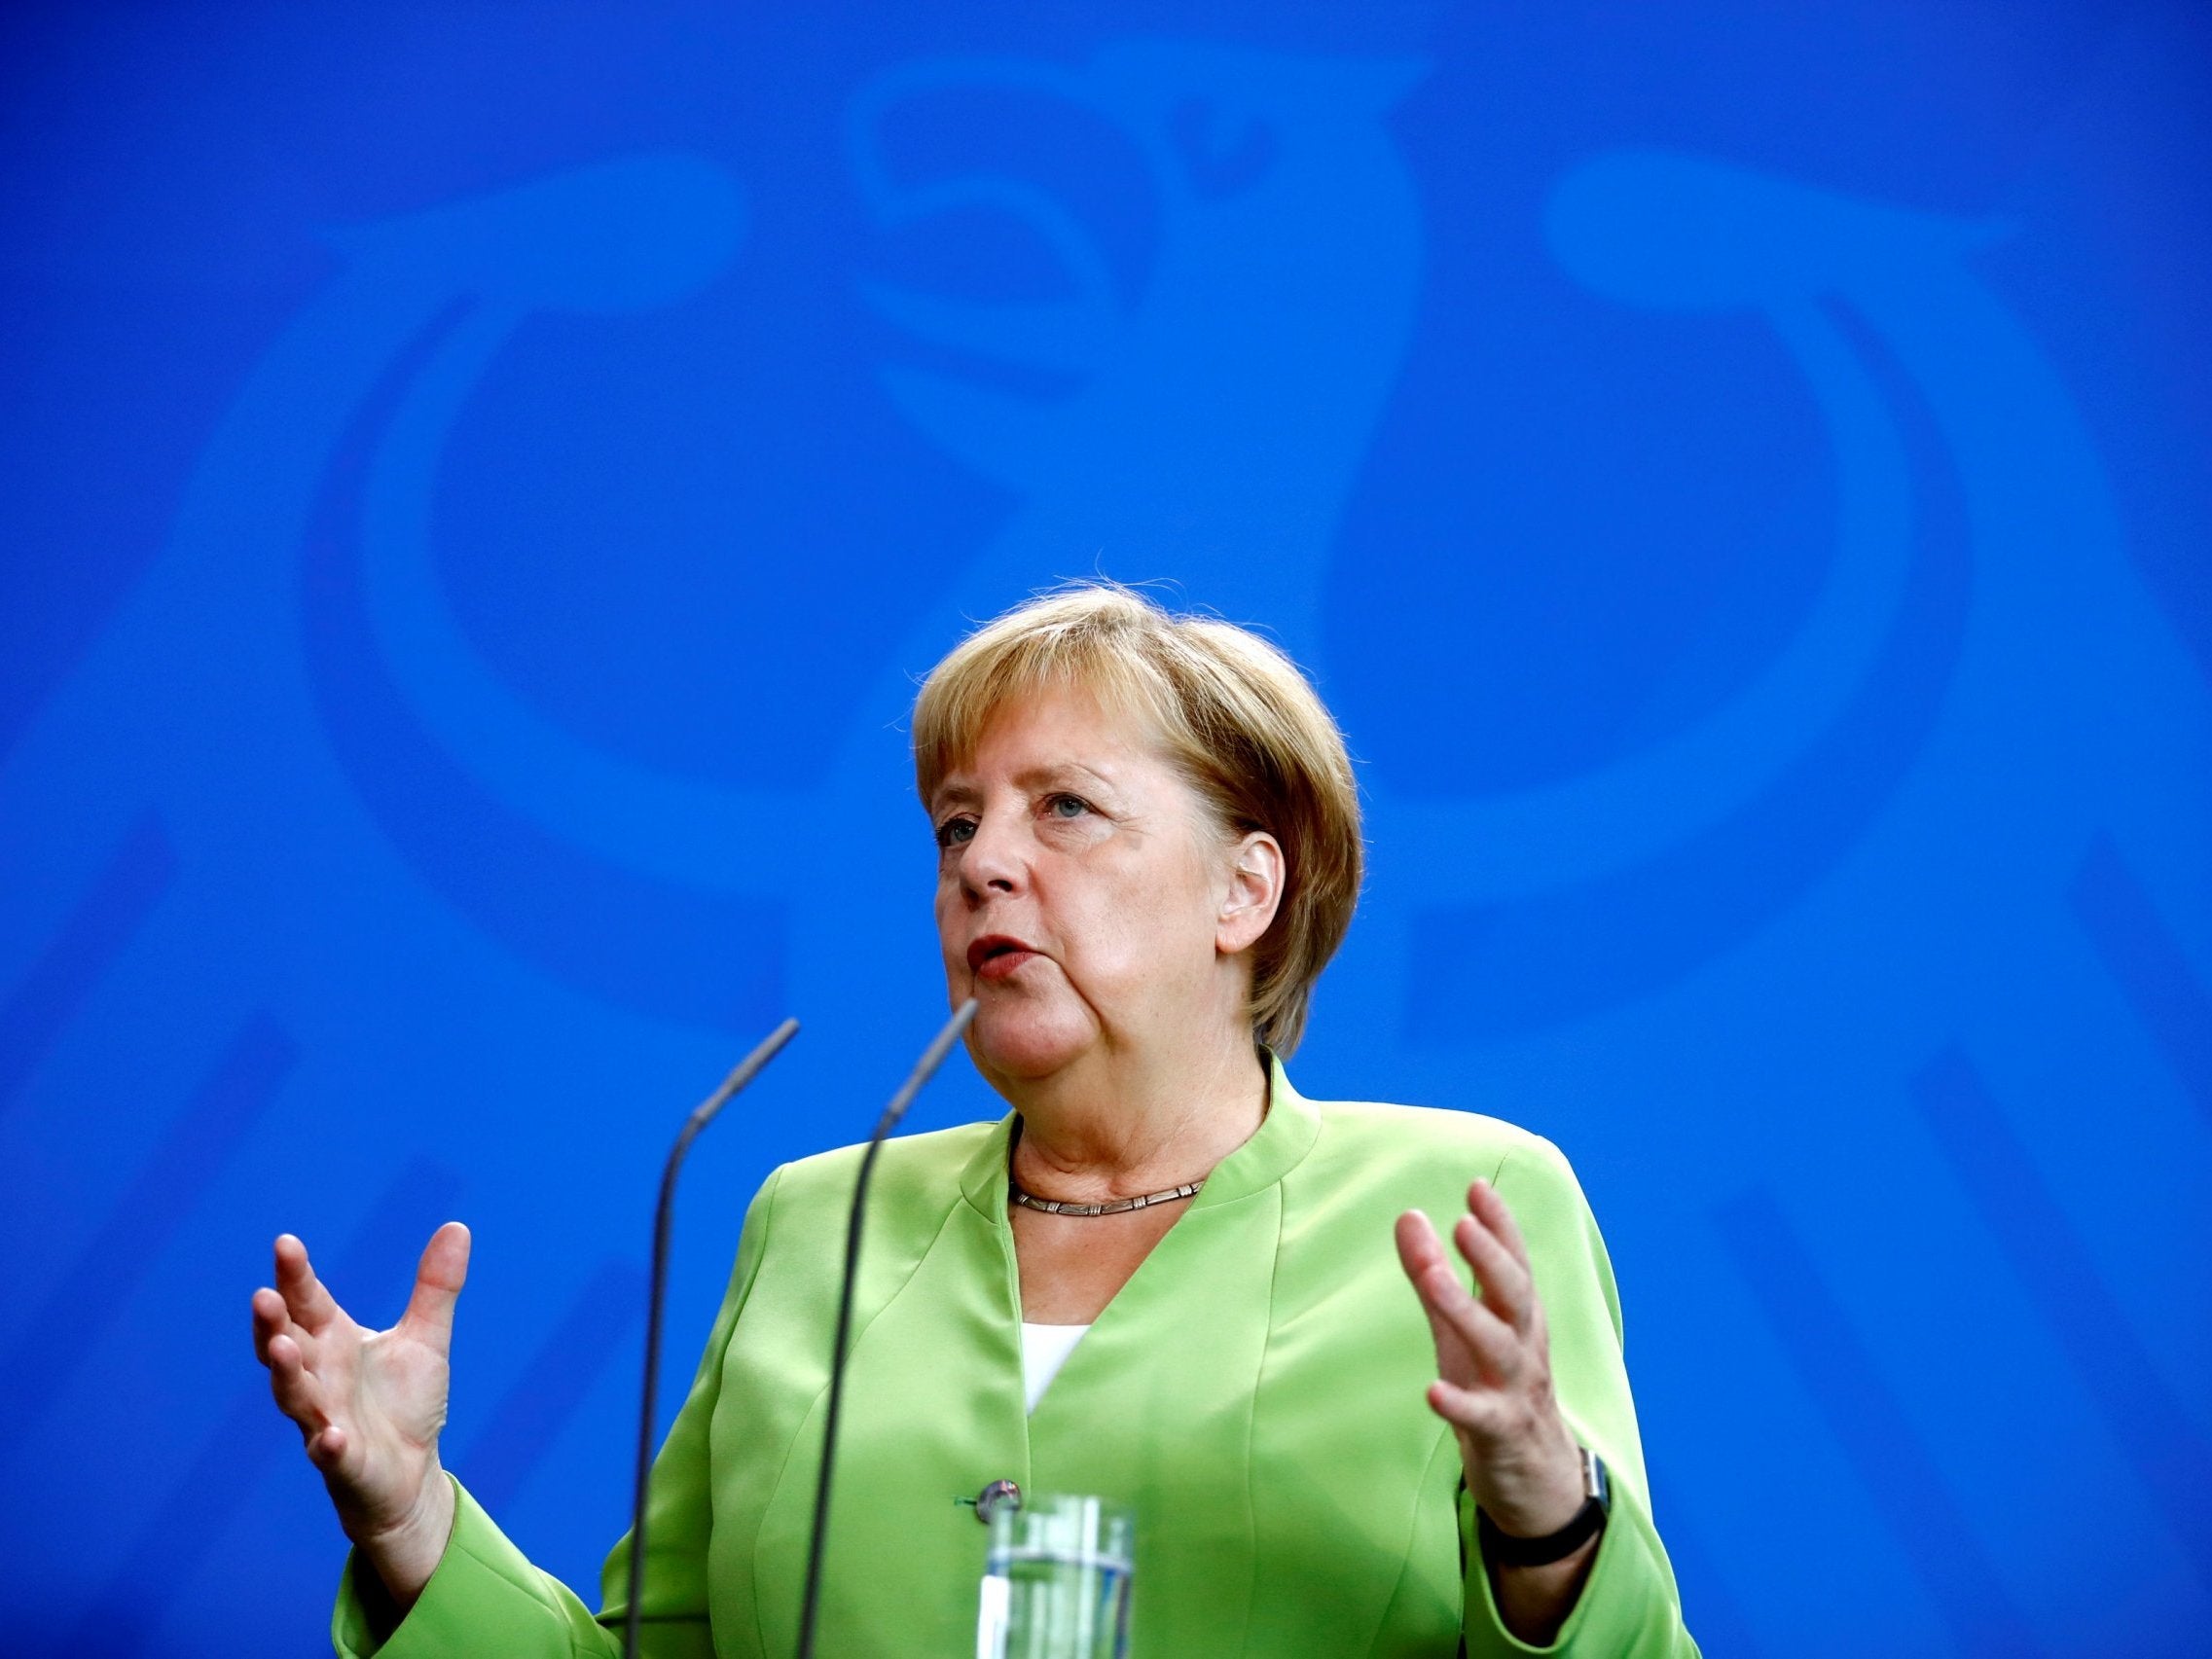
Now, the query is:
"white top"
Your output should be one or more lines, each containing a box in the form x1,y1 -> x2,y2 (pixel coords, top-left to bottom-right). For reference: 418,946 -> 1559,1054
1019,1320 -> 1092,1414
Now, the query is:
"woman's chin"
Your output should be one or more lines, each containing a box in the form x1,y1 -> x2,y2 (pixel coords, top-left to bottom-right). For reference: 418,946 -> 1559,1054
967,1004 -> 1094,1083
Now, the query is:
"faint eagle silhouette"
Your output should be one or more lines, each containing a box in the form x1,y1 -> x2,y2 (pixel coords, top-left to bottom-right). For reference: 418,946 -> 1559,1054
4,40 -> 2209,1646
0,44 -> 1434,1310
291,43 -> 1434,1132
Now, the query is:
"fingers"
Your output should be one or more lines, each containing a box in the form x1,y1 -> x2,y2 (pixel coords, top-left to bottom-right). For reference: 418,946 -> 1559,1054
1401,1183 -> 1563,1457
1397,1211 -> 1481,1347
1468,1177 -> 1532,1268
252,1282 -> 282,1362
1424,1266 -> 1523,1385
268,1333 -> 352,1475
1454,1208 -> 1535,1332
1394,1208 -> 1447,1283
305,1422 -> 349,1474
398,1221 -> 470,1352
1402,1195 -> 1538,1333
272,1234 -> 343,1334
1395,1209 -> 1462,1352
255,1275 -> 335,1447
265,1329 -> 329,1433
1397,1210 -> 1522,1386
1428,1377 -> 1505,1433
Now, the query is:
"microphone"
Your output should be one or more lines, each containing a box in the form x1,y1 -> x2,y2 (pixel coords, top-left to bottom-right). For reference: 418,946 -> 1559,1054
795,998 -> 981,1659
623,1017 -> 801,1659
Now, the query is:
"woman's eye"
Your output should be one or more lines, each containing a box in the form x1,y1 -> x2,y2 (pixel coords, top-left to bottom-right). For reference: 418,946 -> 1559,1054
1046,793 -> 1090,819
936,817 -> 977,848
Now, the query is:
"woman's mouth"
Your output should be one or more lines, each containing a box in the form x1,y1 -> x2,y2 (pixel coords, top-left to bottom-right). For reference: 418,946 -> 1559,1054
967,935 -> 1039,981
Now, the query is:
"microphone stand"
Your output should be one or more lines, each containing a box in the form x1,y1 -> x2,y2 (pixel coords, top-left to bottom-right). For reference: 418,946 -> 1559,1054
795,998 -> 979,1659
622,1017 -> 801,1659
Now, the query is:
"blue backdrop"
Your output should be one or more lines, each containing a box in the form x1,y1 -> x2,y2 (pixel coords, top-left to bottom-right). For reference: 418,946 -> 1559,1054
3,3 -> 2209,1653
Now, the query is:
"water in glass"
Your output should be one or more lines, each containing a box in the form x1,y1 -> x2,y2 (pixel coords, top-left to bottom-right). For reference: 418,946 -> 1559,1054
977,1494 -> 1135,1659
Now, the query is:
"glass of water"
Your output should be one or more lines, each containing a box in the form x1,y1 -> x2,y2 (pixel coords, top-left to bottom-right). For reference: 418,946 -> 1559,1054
976,1493 -> 1136,1659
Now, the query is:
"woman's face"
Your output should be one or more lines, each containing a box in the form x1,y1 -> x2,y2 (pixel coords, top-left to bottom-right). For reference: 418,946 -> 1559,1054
929,687 -> 1279,1085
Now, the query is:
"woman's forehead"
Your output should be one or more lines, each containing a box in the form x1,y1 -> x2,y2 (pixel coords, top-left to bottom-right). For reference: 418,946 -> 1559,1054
986,680 -> 1137,742
933,686 -> 1167,793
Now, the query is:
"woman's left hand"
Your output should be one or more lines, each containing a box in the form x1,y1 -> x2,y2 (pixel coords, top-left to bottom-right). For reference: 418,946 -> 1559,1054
1395,1178 -> 1587,1542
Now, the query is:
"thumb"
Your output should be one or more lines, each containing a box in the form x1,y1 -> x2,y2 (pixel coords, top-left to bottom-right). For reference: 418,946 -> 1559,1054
399,1221 -> 470,1351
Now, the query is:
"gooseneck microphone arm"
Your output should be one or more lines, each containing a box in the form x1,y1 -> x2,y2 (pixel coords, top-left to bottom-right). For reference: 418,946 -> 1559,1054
795,998 -> 980,1659
623,1016 -> 801,1659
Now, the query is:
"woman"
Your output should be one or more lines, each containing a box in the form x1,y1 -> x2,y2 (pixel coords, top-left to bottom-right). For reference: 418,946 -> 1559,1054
252,584 -> 1699,1656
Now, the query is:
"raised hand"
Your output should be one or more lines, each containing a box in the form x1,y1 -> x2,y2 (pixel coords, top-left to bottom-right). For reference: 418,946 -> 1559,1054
250,1222 -> 470,1605
1396,1179 -> 1594,1637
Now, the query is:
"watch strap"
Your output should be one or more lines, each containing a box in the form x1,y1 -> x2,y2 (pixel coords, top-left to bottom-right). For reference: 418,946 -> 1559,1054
1476,1448 -> 1611,1569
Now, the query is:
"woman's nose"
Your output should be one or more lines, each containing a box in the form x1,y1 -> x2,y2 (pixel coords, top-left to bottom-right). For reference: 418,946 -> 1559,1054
958,811 -> 1026,899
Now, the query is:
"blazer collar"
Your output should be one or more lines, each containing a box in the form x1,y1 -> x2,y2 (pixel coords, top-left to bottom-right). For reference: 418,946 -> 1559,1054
957,1049 -> 1322,1219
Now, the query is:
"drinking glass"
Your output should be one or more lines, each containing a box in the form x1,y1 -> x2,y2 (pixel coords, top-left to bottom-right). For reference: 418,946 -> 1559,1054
976,1493 -> 1136,1659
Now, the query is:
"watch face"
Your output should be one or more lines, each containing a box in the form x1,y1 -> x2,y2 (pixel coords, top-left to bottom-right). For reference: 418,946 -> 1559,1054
1584,1449 -> 1613,1509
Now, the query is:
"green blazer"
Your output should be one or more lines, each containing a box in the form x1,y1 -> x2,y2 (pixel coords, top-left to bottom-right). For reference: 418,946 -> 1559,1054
334,1062 -> 1698,1656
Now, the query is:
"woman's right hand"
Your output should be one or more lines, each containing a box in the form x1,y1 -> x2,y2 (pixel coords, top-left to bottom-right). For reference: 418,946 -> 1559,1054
250,1222 -> 471,1607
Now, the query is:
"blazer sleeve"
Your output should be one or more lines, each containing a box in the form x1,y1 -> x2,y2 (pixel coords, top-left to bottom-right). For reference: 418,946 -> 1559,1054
1458,1138 -> 1701,1658
331,1165 -> 786,1659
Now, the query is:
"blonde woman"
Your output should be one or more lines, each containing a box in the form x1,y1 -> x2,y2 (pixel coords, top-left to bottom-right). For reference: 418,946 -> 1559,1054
254,584 -> 1698,1656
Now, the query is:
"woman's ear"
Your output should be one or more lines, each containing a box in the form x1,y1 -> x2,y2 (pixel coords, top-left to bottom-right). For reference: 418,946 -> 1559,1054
1217,831 -> 1286,956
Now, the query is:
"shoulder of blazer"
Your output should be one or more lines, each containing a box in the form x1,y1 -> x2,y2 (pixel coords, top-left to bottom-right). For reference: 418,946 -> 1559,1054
1306,1095 -> 1567,1176
757,1117 -> 1005,1239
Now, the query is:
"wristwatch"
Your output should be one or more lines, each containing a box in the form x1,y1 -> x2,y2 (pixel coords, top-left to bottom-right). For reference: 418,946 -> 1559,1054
1476,1446 -> 1611,1569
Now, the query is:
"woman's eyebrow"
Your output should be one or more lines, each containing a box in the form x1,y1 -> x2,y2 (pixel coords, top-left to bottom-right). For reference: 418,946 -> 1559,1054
929,782 -> 983,814
1014,762 -> 1117,796
930,762 -> 1120,816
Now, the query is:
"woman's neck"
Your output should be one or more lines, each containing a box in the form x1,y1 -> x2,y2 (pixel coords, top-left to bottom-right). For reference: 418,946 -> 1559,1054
1007,1032 -> 1269,1203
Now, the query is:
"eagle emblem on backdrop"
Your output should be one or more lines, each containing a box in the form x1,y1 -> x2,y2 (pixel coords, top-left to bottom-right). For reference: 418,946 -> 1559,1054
2,35 -> 2206,1651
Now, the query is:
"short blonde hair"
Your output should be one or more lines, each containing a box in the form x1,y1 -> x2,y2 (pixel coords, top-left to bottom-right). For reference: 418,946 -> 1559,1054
912,583 -> 1362,1055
